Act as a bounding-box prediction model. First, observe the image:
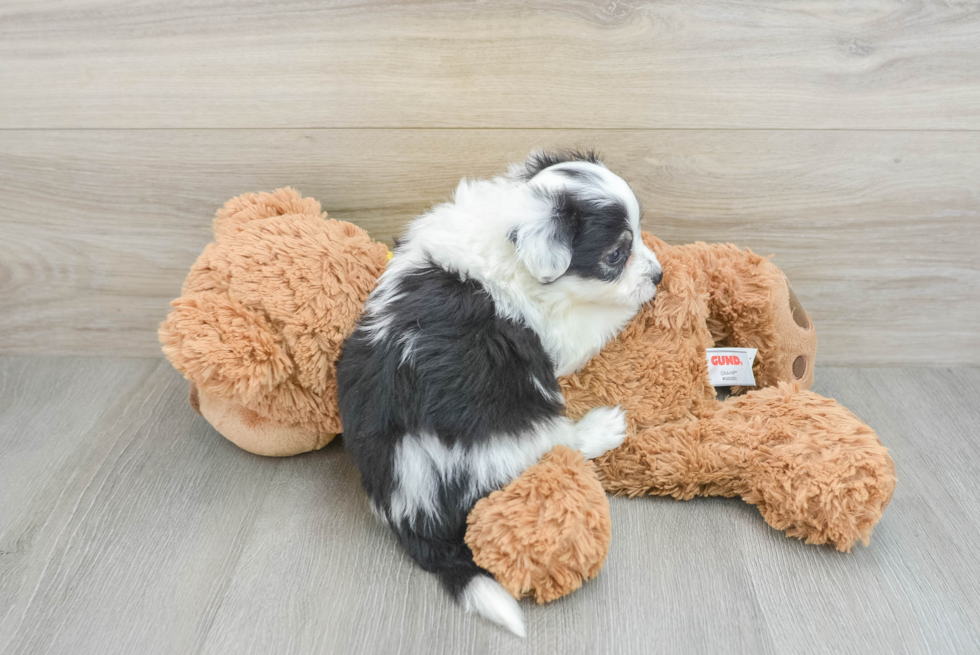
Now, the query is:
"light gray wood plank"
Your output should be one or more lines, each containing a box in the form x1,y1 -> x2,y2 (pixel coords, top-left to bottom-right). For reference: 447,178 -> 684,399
727,368 -> 980,655
0,360 -> 281,655
1,1 -> 978,129
0,357 -> 159,644
1,129 -> 977,364
198,488 -> 778,655
573,497 -> 776,655
2,360 -> 979,654
197,445 -> 776,655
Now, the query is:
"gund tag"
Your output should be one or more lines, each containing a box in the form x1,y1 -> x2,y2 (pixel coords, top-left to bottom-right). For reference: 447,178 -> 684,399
706,348 -> 757,387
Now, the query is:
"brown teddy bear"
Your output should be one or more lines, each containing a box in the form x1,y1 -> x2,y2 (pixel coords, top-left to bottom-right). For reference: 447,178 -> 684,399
161,188 -> 389,456
160,188 -> 895,604
469,234 -> 896,601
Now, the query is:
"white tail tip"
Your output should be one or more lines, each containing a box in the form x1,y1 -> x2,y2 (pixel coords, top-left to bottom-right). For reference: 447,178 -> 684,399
462,576 -> 526,637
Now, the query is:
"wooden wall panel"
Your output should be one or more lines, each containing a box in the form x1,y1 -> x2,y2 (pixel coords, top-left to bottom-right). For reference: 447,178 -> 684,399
1,1 -> 978,129
1,129 -> 976,364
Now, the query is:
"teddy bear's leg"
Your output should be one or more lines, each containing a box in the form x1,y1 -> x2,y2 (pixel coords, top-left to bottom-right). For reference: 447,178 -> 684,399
672,242 -> 817,391
465,445 -> 612,604
703,384 -> 896,550
593,415 -> 735,500
594,384 -> 895,551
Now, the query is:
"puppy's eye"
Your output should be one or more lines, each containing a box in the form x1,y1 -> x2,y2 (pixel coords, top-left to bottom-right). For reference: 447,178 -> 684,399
605,248 -> 625,265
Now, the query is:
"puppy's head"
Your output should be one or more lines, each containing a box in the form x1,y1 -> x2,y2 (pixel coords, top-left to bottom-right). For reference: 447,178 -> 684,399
508,150 -> 662,308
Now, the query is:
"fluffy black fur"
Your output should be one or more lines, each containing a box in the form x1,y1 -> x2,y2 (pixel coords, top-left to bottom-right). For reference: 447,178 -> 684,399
517,148 -> 602,181
338,150 -> 649,611
337,264 -> 564,598
554,189 -> 634,282
518,187 -> 634,284
518,150 -> 641,283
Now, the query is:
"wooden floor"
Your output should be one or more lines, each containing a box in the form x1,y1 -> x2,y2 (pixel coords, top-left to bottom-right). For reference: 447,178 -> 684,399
0,358 -> 977,655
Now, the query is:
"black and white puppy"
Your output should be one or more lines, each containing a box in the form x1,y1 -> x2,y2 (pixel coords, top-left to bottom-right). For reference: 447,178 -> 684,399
337,151 -> 662,636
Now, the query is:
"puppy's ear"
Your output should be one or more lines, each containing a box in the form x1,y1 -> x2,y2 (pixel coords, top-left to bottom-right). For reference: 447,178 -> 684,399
509,198 -> 575,284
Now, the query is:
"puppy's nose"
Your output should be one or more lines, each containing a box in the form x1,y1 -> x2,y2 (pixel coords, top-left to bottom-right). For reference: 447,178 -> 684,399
650,267 -> 663,286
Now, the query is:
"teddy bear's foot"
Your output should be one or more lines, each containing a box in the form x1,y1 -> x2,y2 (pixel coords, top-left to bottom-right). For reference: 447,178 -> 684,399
190,382 -> 336,457
466,445 -> 611,603
717,384 -> 896,551
593,383 -> 896,550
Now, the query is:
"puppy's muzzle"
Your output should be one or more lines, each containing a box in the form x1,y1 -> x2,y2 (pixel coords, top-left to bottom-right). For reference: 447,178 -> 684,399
649,267 -> 663,286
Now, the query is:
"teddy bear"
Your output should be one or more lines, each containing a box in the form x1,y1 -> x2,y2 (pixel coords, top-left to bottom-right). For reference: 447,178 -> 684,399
160,188 -> 895,604
469,234 -> 896,600
160,188 -> 389,456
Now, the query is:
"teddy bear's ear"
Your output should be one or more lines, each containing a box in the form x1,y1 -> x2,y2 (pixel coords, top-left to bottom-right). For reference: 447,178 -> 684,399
508,198 -> 574,284
213,188 -> 324,241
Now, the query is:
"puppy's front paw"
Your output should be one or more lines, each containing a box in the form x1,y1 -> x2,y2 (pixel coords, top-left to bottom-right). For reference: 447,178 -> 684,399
574,406 -> 628,459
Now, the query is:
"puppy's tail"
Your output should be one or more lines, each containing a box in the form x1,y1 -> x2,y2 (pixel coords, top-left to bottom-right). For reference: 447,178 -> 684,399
460,575 -> 526,638
395,527 -> 525,637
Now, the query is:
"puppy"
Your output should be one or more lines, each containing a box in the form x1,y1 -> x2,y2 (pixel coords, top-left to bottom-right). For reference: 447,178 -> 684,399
337,151 -> 662,636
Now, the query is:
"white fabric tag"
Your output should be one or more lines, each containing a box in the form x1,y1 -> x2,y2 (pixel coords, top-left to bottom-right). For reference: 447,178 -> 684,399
706,348 -> 757,387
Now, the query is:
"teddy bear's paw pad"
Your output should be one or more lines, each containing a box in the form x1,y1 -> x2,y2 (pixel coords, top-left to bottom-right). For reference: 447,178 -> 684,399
574,405 -> 628,459
465,445 -> 611,604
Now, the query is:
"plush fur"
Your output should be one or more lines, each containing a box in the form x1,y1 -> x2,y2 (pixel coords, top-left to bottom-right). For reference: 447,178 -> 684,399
336,154 -> 657,634
161,185 -> 896,628
465,445 -> 612,603
558,235 -> 895,550
159,188 -> 389,455
460,235 -> 893,608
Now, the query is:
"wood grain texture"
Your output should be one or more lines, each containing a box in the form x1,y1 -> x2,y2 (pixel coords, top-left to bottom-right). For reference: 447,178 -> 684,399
0,358 -> 284,655
1,1 -> 979,129
1,129 -> 977,364
1,359 -> 979,654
